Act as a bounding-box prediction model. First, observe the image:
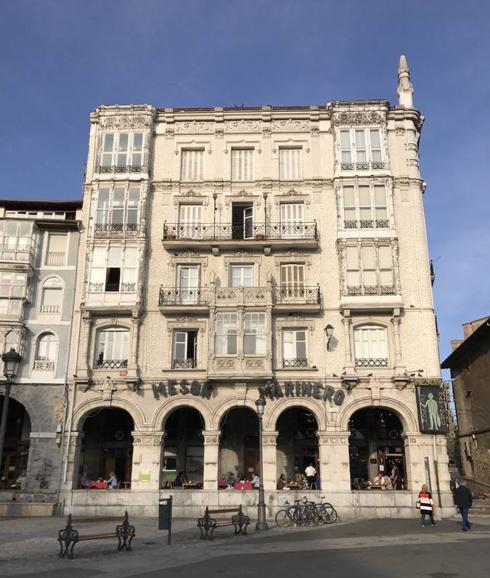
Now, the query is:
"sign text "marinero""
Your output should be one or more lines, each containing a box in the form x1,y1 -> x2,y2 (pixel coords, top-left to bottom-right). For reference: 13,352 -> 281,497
260,381 -> 346,406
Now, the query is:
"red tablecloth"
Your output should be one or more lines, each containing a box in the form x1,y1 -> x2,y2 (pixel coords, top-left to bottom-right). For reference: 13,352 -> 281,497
88,481 -> 108,489
234,482 -> 253,490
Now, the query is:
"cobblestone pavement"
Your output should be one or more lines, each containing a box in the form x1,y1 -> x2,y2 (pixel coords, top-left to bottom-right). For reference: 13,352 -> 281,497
1,513 -> 490,577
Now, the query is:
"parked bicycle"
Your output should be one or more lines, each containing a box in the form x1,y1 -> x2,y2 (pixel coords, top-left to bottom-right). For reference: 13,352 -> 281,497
275,496 -> 338,528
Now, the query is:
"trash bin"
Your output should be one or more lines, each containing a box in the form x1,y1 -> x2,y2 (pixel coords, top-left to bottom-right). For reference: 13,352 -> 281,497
159,496 -> 172,531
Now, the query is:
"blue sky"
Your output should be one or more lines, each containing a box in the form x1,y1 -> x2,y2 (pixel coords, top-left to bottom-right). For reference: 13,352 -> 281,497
1,0 -> 489,366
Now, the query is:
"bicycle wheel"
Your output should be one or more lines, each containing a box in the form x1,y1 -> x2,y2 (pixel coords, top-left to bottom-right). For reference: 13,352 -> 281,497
288,505 -> 302,526
275,508 -> 292,528
322,503 -> 338,524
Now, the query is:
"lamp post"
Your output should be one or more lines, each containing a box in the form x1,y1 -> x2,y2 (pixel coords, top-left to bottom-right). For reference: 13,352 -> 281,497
255,393 -> 269,531
0,349 -> 22,473
212,192 -> 218,239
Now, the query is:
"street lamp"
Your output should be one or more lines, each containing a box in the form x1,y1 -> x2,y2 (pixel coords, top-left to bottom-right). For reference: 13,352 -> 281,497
255,393 -> 269,531
0,348 -> 23,472
212,192 -> 218,239
262,191 -> 268,238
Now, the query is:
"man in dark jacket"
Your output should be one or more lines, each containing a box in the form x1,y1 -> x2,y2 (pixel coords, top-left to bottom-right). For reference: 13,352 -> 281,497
453,480 -> 473,531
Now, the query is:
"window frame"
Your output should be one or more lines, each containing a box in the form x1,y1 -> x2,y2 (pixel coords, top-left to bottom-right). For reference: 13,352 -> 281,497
353,325 -> 389,368
99,131 -> 144,171
94,184 -> 141,233
94,326 -> 130,369
180,148 -> 205,181
345,242 -> 395,295
282,328 -> 308,367
279,147 -> 303,180
339,128 -> 386,171
342,183 -> 389,229
214,312 -> 238,356
231,148 -> 254,181
89,245 -> 138,294
243,312 -> 266,355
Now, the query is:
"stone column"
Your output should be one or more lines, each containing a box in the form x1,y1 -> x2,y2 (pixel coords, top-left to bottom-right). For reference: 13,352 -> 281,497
262,431 -> 278,491
79,311 -> 92,377
317,432 -> 351,492
131,431 -> 165,491
391,314 -> 404,371
341,314 -> 354,372
62,431 -> 84,490
202,430 -> 221,490
129,313 -> 140,371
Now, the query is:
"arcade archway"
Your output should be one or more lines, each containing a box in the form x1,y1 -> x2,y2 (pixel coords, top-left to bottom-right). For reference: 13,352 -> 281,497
349,407 -> 405,490
219,407 -> 258,482
0,397 -> 31,489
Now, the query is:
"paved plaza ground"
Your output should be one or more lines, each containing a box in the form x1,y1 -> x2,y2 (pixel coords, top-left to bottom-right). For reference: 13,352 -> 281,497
1,510 -> 490,578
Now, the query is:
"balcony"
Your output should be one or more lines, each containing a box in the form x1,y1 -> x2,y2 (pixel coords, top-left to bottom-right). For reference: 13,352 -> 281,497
93,223 -> 139,238
340,284 -> 402,313
159,285 -> 322,313
347,285 -> 396,296
162,222 -> 318,252
272,286 -> 321,311
40,304 -> 60,314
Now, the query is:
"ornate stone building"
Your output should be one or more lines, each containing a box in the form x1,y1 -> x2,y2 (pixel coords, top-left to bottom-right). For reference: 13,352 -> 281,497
60,56 -> 452,518
0,199 -> 81,515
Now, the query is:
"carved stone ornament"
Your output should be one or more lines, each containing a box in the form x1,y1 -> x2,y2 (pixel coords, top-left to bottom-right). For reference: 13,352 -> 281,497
216,358 -> 235,369
225,120 -> 262,133
333,111 -> 384,126
100,115 -> 152,130
271,119 -> 310,132
244,358 -> 264,368
173,121 -> 214,134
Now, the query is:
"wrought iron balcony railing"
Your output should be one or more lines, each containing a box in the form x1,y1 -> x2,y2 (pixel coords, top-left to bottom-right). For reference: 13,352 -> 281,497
159,286 -> 322,307
33,360 -> 55,372
344,219 -> 389,229
347,285 -> 396,296
159,288 -> 209,305
163,222 -> 317,241
341,161 -> 386,171
88,282 -> 136,293
95,359 -> 128,369
283,358 -> 309,368
98,164 -> 143,174
94,223 -> 139,235
172,359 -> 197,369
273,286 -> 320,305
355,358 -> 389,368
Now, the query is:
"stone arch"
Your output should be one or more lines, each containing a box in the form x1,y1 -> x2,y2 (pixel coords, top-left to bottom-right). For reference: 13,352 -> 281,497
266,398 -> 326,431
211,397 -> 258,430
41,274 -> 65,289
338,396 -> 418,433
72,396 -> 145,432
152,397 -> 212,431
7,392 -> 38,432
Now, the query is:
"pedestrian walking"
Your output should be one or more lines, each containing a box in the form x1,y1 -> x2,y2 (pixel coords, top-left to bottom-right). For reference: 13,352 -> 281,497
453,480 -> 473,531
417,484 -> 436,527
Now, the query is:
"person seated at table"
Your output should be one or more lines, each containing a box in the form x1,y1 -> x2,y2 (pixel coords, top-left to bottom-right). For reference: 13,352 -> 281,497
277,473 -> 286,490
226,472 -> 236,488
173,471 -> 188,488
380,474 -> 392,490
251,473 -> 260,489
105,472 -> 118,489
237,472 -> 245,483
79,469 -> 91,488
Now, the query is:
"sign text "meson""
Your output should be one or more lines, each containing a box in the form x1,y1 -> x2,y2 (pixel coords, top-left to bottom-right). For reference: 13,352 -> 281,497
152,380 -> 213,400
261,381 -> 346,406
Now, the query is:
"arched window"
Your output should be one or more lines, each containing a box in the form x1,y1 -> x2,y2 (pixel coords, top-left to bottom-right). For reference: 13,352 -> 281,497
33,332 -> 58,372
95,327 -> 129,369
353,325 -> 388,367
40,276 -> 63,314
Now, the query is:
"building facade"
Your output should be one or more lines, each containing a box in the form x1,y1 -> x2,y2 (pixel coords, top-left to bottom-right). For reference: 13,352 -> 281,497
0,200 -> 81,515
442,316 -> 490,487
60,56 -> 452,518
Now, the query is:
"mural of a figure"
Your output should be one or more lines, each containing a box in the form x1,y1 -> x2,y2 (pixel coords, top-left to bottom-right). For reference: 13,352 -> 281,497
421,393 -> 441,430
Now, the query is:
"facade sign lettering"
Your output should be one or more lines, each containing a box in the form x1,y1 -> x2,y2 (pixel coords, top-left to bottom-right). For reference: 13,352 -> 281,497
260,381 -> 346,406
152,380 -> 213,400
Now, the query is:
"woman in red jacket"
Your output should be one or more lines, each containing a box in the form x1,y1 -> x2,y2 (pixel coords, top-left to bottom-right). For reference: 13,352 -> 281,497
418,484 -> 436,527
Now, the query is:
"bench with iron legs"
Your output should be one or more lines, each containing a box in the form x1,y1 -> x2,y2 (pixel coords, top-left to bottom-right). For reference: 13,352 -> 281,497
197,505 -> 250,540
57,511 -> 136,559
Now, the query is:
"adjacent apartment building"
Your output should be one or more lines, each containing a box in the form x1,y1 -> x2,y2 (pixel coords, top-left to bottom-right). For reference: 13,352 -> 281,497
442,316 -> 490,487
0,200 -> 81,515
59,56 -> 452,518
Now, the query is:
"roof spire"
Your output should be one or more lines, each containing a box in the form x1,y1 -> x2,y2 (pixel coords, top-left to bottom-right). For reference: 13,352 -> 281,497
397,54 -> 414,108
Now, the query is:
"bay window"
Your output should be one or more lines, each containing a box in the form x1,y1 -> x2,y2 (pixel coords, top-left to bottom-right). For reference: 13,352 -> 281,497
345,243 -> 395,295
99,132 -> 144,171
95,185 -> 140,232
343,184 -> 388,228
95,327 -> 129,369
89,245 -> 137,293
339,128 -> 385,170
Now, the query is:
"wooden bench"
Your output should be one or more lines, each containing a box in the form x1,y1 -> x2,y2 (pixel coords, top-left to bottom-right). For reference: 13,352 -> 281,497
197,505 -> 250,540
57,511 -> 136,559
